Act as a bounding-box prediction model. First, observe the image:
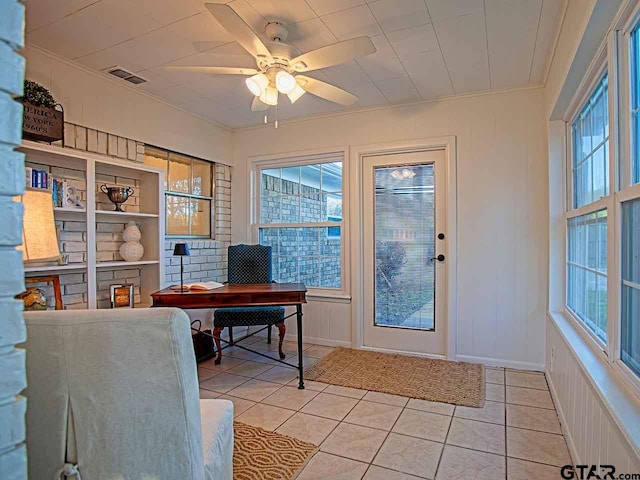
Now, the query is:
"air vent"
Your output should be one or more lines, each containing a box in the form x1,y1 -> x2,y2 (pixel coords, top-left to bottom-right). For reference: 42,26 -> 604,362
103,65 -> 148,85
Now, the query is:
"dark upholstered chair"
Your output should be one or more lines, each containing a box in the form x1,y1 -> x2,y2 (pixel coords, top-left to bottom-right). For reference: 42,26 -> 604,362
212,244 -> 285,365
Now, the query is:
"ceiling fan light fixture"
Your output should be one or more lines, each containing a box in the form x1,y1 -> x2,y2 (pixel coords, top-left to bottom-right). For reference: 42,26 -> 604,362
246,73 -> 269,96
287,83 -> 306,103
275,70 -> 296,94
260,86 -> 279,106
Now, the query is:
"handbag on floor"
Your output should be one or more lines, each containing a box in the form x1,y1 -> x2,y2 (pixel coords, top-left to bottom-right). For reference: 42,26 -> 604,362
191,319 -> 216,363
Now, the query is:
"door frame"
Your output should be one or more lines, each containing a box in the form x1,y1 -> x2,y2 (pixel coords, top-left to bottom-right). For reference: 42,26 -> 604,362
350,136 -> 458,360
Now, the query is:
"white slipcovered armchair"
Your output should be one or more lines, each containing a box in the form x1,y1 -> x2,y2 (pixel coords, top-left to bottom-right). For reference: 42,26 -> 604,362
22,308 -> 233,480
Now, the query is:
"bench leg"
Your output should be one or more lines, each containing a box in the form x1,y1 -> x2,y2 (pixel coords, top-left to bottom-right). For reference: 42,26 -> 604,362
267,324 -> 272,344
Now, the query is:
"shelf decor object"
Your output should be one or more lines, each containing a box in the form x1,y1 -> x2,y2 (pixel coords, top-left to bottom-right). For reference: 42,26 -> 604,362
20,80 -> 64,143
100,185 -> 134,212
17,275 -> 64,310
110,284 -> 134,308
173,243 -> 190,293
21,189 -> 61,263
119,221 -> 144,262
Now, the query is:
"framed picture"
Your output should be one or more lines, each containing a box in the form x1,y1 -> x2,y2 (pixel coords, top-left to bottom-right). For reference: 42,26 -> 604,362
110,284 -> 134,308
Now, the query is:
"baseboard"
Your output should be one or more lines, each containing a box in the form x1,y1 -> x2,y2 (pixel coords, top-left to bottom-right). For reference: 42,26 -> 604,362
547,369 -> 580,465
456,354 -> 545,371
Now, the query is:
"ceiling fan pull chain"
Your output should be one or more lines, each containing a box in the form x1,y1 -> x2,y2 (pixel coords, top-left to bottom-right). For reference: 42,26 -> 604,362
275,102 -> 278,129
264,113 -> 267,124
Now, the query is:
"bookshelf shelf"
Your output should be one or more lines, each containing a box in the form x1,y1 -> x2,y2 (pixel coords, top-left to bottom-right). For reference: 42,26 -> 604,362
95,210 -> 159,219
25,263 -> 87,273
20,140 -> 165,309
96,260 -> 160,268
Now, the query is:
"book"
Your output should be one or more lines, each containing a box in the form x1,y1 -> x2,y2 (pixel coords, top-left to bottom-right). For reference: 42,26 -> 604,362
170,281 -> 224,291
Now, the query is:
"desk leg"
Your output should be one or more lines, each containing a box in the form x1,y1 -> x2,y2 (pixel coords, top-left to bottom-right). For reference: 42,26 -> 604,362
296,304 -> 305,389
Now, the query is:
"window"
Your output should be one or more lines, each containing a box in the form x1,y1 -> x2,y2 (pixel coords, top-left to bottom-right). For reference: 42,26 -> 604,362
631,26 -> 640,184
571,75 -> 609,208
567,210 -> 608,342
567,72 -> 610,344
256,159 -> 343,289
621,199 -> 640,376
144,147 -> 213,237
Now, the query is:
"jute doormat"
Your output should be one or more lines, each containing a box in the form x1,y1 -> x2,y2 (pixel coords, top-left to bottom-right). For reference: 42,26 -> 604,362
233,421 -> 317,480
304,347 -> 485,408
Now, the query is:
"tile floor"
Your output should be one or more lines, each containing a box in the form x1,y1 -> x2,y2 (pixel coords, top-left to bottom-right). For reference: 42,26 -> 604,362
198,338 -> 571,480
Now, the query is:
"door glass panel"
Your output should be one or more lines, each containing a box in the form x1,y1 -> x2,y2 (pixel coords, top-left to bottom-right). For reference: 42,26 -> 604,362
374,164 -> 435,330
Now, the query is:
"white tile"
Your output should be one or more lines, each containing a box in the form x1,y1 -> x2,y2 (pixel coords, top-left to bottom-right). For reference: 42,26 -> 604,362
368,0 -> 431,33
27,0 -> 161,59
301,392 -> 360,421
276,412 -> 339,444
447,418 -> 506,455
321,423 -> 388,462
297,452 -> 369,480
363,465 -> 423,480
362,391 -> 408,407
226,360 -> 274,378
406,398 -> 455,416
425,0 -> 484,21
322,5 -> 383,41
216,394 -> 256,416
387,24 -> 439,58
246,0 -> 317,24
226,378 -> 282,402
485,0 -> 541,89
376,77 -> 421,103
357,35 -> 407,82
505,371 -> 548,390
288,18 -> 337,53
344,400 -> 402,431
529,0 -> 564,84
235,402 -> 295,430
199,373 -> 250,393
324,385 -> 368,399
436,445 -> 506,480
373,433 -> 443,479
305,0 -> 365,17
431,11 -> 490,93
454,400 -> 506,425
256,366 -> 299,384
262,385 -> 320,410
392,408 -> 451,442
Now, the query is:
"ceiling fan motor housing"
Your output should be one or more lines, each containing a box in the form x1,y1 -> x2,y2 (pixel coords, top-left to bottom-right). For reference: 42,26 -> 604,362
266,22 -> 288,42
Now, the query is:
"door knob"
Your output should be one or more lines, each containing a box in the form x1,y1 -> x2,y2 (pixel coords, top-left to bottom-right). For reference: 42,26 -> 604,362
430,254 -> 445,262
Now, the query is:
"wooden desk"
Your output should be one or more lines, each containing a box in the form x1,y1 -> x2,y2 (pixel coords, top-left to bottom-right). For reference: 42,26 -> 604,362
151,283 -> 308,389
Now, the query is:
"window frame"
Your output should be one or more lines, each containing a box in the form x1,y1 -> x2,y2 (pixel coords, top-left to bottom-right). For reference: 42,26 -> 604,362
560,1 -> 640,391
565,55 -> 615,353
250,149 -> 349,297
145,146 -> 215,239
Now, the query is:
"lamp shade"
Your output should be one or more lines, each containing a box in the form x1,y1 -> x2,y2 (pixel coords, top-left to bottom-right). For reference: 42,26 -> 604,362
173,243 -> 190,256
20,189 -> 60,262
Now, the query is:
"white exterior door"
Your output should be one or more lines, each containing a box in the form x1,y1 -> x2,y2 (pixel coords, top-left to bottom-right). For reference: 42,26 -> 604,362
362,149 -> 448,356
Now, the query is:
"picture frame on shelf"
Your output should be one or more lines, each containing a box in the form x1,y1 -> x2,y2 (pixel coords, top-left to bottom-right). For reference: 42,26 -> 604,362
110,284 -> 134,308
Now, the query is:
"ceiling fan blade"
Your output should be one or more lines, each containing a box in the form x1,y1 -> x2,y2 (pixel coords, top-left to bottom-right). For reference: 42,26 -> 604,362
296,75 -> 357,106
251,96 -> 269,112
290,37 -> 376,72
205,3 -> 274,63
164,66 -> 259,75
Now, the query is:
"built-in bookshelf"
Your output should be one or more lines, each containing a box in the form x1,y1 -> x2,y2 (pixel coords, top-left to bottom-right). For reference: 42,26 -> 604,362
19,140 -> 165,309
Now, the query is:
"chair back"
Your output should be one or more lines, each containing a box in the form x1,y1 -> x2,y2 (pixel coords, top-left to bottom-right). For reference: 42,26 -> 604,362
228,244 -> 272,284
22,308 -> 205,480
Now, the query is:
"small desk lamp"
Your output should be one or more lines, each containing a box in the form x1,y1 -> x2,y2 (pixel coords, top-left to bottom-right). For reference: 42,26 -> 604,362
173,243 -> 190,293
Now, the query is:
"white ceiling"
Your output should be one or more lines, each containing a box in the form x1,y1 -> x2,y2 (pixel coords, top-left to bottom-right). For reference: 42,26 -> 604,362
24,0 -> 565,129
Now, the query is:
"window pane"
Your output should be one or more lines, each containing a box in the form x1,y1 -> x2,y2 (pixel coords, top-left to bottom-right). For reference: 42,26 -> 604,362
260,226 -> 341,288
191,199 -> 211,236
144,147 -> 168,190
166,195 -> 189,235
258,160 -> 343,288
572,75 -> 609,207
567,210 -> 607,342
622,199 -> 640,376
169,153 -> 191,193
192,160 -> 212,196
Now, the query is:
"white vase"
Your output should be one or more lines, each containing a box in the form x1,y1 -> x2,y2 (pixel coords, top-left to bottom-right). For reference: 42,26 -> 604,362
120,221 -> 144,261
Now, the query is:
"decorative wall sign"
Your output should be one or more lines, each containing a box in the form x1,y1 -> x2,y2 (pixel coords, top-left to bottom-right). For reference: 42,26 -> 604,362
22,101 -> 64,143
110,284 -> 134,308
21,81 -> 64,143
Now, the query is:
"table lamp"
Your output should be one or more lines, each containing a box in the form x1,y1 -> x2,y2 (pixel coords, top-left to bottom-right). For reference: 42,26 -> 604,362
173,243 -> 190,293
20,188 -> 61,263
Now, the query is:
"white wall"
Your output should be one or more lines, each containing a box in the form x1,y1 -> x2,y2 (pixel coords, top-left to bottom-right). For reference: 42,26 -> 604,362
23,46 -> 232,164
232,88 -> 549,369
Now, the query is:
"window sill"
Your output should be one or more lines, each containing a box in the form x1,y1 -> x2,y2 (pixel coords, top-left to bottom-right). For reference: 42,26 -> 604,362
548,311 -> 640,458
306,291 -> 351,303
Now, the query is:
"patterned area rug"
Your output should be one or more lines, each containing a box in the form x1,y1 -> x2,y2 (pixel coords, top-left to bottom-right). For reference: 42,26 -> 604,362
304,347 -> 485,408
233,422 -> 317,480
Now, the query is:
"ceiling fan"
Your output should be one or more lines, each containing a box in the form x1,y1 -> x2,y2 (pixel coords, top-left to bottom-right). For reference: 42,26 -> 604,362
165,3 -> 377,114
